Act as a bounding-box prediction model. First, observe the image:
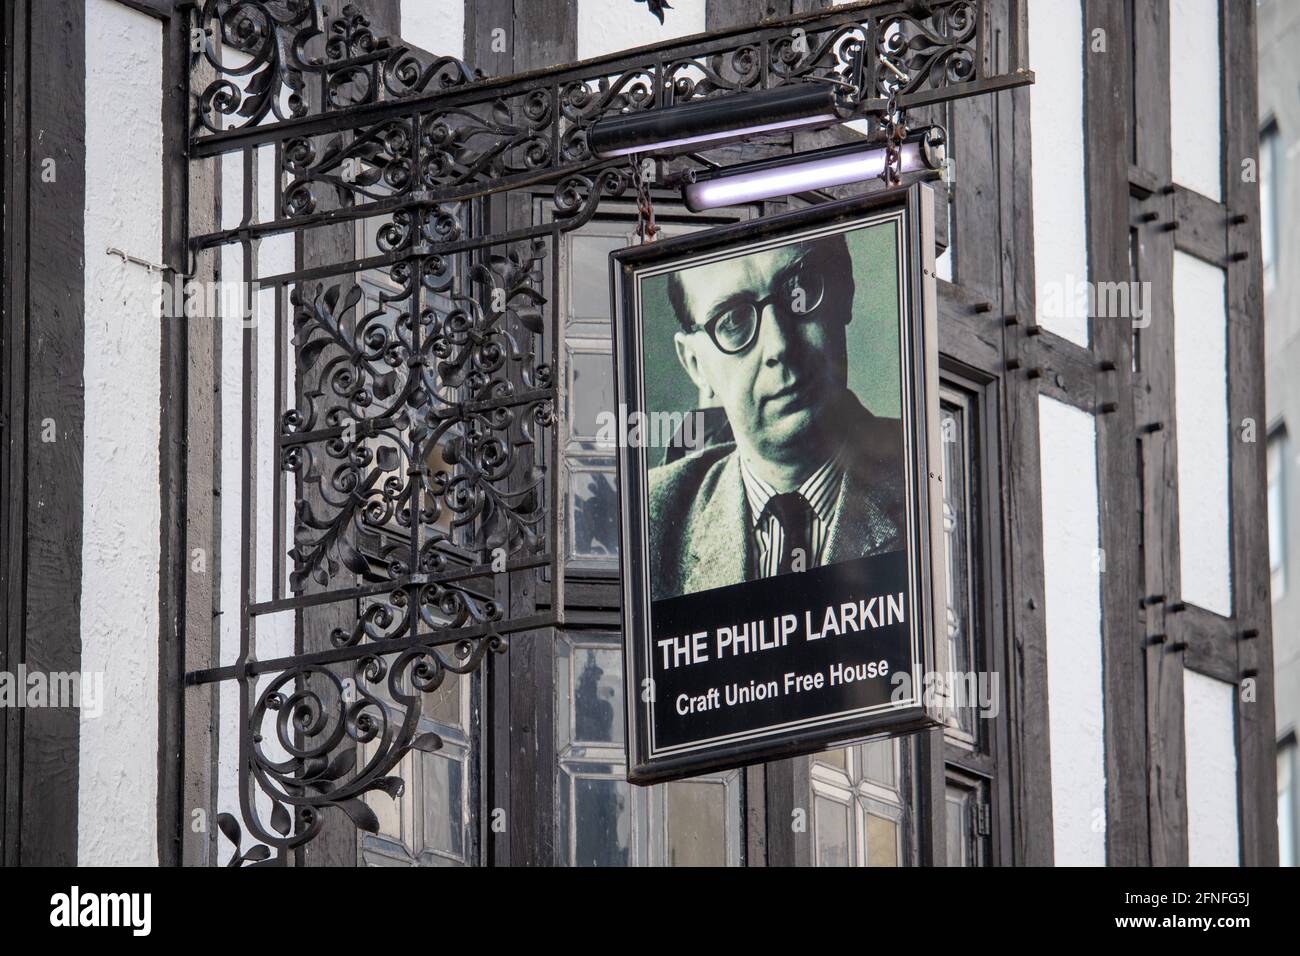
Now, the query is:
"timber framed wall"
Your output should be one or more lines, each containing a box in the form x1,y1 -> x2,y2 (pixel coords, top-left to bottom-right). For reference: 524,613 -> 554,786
1130,0 -> 1276,867
0,0 -> 1276,870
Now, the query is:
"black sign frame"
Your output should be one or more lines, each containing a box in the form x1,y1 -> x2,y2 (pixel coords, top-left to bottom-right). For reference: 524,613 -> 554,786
611,184 -> 946,785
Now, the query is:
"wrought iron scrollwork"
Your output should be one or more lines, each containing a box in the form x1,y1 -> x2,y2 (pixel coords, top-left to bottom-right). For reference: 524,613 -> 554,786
878,0 -> 979,97
283,242 -> 552,597
193,0 -> 480,135
219,639 -> 502,862
216,239 -> 552,863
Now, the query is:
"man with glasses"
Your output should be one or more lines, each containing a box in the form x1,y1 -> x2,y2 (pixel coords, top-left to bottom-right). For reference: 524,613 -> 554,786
647,232 -> 905,602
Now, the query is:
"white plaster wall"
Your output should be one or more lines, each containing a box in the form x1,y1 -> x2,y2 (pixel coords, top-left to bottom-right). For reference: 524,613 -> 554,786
401,0 -> 465,60
253,147 -> 296,802
1038,396 -> 1106,865
255,144 -> 293,610
1169,0 -> 1222,202
577,0 -> 705,60
1173,250 -> 1232,616
214,121 -> 298,866
1027,0 -> 1089,346
79,0 -> 163,866
1183,669 -> 1240,865
217,151 -> 245,864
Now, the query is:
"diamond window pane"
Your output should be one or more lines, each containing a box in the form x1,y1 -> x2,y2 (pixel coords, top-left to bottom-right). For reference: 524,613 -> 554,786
664,781 -> 728,867
568,466 -> 619,562
1268,431 -> 1286,599
866,813 -> 899,867
422,673 -> 462,729
570,233 -> 627,319
946,786 -> 973,867
421,751 -> 464,861
861,739 -> 897,790
814,747 -> 848,771
941,400 -> 978,742
572,645 -> 624,745
568,345 -> 616,444
574,776 -> 631,866
814,796 -> 852,867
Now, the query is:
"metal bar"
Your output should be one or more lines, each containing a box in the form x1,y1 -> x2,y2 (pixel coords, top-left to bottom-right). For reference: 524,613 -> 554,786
272,275 -> 284,601
206,203 -> 616,287
187,611 -> 560,686
193,157 -> 630,249
235,143 -> 257,856
244,552 -> 549,617
549,222 -> 563,622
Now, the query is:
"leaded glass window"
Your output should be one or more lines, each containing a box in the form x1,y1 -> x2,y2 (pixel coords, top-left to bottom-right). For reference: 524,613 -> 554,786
555,631 -> 743,866
811,739 -> 913,866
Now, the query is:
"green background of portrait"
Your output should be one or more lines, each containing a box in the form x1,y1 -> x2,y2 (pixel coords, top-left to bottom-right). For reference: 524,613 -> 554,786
638,221 -> 903,433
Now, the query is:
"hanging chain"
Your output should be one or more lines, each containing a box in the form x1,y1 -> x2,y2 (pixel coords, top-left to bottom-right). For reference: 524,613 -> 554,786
877,52 -> 910,189
880,82 -> 907,188
631,153 -> 659,243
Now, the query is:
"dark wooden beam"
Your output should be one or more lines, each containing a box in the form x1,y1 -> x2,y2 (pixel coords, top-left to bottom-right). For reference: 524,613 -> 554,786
1084,0 -> 1150,866
158,0 -> 191,869
708,0 -> 791,29
5,0 -> 87,866
1222,0 -> 1278,867
1131,0 -> 1188,869
996,47 -> 1056,868
502,0 -> 578,868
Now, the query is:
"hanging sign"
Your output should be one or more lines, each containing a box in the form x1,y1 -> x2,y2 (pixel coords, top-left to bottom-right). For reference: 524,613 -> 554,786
610,184 -> 946,783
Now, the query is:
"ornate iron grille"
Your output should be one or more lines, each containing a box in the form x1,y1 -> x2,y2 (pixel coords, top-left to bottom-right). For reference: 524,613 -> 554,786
181,0 -> 1029,865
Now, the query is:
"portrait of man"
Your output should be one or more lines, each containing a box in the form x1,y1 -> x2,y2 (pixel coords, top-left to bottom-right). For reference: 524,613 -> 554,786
641,226 -> 907,602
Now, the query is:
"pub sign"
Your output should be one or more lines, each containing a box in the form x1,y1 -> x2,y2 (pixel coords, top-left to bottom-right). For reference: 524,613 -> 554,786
610,184 -> 947,784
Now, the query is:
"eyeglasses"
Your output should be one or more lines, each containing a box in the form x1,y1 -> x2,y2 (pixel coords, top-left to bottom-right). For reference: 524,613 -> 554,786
691,259 -> 828,355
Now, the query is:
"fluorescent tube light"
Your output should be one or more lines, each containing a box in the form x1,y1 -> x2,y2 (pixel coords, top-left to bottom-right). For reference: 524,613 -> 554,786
681,127 -> 945,211
588,83 -> 856,159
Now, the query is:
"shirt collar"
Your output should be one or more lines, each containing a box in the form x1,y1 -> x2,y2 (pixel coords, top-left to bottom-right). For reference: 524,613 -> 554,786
739,450 -> 845,530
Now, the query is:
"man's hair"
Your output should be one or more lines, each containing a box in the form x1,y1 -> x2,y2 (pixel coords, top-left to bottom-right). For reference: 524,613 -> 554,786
666,232 -> 855,333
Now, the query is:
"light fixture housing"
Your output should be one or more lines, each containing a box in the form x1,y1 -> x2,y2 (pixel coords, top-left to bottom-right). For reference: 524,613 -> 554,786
588,83 -> 858,159
680,126 -> 946,212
